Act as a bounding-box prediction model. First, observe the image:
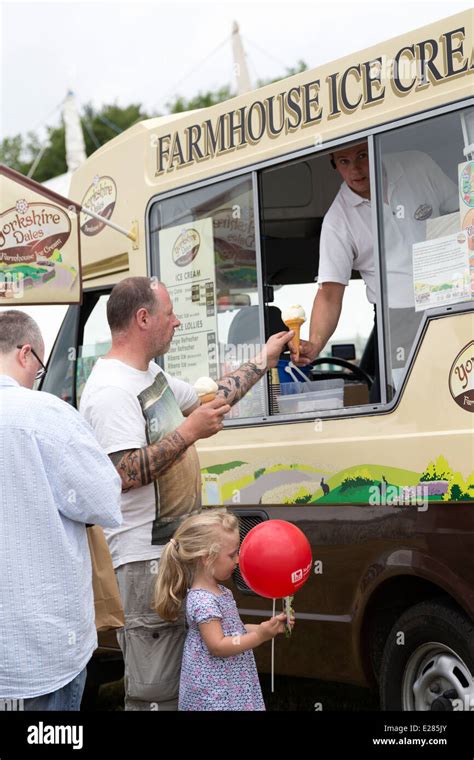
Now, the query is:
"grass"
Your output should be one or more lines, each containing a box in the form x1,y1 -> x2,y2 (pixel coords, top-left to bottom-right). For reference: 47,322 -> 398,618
203,461 -> 246,475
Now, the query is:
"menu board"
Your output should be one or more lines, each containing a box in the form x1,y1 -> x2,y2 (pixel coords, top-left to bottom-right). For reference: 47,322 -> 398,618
413,232 -> 471,311
159,218 -> 218,383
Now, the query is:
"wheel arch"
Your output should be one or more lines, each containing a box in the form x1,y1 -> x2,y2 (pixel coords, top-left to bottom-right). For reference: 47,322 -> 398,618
356,561 -> 474,686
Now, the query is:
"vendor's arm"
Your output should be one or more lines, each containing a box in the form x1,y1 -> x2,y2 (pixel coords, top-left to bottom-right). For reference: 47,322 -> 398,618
292,282 -> 345,365
292,210 -> 352,365
216,331 -> 294,406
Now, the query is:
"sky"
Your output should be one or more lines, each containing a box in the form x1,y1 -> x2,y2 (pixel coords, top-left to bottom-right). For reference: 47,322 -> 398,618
1,0 -> 472,356
2,0 -> 472,140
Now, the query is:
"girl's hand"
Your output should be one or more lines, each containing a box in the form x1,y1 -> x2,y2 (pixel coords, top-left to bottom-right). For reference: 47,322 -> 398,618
259,613 -> 288,642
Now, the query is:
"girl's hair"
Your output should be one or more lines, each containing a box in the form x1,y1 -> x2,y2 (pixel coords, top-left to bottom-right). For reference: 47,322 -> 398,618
154,510 -> 239,621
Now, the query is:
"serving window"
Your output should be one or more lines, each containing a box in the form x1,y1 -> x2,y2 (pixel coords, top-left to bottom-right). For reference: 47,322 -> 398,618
258,152 -> 376,414
375,106 -> 473,393
148,104 -> 472,425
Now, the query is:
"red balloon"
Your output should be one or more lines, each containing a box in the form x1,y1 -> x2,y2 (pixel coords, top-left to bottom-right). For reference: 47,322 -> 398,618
239,520 -> 313,598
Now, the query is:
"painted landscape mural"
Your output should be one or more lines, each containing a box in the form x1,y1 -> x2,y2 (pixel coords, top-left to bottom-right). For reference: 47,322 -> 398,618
201,456 -> 474,506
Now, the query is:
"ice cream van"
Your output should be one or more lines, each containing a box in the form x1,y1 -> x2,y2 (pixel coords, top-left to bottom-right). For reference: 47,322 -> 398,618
42,11 -> 474,710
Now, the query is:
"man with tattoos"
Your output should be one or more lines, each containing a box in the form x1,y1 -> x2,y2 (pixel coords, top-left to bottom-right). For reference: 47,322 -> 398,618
79,276 -> 292,711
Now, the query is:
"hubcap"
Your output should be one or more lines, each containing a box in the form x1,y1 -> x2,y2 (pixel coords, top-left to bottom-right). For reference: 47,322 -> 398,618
402,642 -> 474,711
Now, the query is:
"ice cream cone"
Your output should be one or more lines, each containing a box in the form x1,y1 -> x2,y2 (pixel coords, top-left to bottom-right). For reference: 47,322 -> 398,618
194,376 -> 219,403
199,392 -> 217,404
284,317 -> 305,360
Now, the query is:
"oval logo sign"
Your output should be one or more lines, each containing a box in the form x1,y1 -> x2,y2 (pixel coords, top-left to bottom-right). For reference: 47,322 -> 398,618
172,228 -> 200,267
0,200 -> 71,264
414,203 -> 433,221
449,341 -> 474,413
80,176 -> 116,236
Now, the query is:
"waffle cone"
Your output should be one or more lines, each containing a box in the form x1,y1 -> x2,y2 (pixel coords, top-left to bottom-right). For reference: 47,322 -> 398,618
199,392 -> 217,404
284,318 -> 305,360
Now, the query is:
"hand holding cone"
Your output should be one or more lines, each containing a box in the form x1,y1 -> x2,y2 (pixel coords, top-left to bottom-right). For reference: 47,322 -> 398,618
282,305 -> 306,362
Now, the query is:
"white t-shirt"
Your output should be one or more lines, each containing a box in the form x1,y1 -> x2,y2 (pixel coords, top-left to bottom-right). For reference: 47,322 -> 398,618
80,358 -> 200,569
318,151 -> 458,308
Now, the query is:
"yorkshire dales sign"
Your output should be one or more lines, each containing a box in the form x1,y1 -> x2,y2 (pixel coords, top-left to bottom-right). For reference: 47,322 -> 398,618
0,166 -> 82,304
153,23 -> 473,176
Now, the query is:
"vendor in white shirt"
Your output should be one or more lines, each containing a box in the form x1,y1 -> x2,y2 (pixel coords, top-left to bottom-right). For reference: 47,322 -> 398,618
294,142 -> 458,393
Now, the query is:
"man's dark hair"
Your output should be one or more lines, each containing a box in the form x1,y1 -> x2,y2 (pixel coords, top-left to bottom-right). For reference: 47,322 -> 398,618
0,310 -> 43,355
107,277 -> 160,333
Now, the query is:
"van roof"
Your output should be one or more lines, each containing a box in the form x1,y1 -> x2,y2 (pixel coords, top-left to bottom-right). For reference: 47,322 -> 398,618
70,9 -> 472,285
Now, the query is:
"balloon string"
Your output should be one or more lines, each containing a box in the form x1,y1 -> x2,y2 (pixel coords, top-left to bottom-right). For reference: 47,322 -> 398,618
271,598 -> 275,694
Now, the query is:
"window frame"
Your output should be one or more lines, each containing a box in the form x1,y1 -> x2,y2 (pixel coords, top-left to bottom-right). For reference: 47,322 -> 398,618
145,97 -> 474,429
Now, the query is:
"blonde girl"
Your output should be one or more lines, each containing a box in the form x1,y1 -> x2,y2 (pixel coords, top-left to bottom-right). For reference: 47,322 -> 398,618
154,510 -> 290,711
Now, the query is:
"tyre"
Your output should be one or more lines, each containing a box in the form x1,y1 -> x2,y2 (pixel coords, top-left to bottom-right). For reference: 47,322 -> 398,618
379,599 -> 474,711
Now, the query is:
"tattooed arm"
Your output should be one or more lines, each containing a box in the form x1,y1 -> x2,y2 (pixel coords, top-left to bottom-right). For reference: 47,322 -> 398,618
216,331 -> 294,406
109,398 -> 231,491
109,431 -> 188,491
216,361 -> 266,406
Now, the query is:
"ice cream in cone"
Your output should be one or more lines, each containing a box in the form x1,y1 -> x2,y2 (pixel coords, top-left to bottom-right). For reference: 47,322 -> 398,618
193,377 -> 219,404
282,305 -> 306,361
199,392 -> 217,403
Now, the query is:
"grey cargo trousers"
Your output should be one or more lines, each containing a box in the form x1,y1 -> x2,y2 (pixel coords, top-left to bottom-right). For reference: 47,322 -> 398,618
115,558 -> 186,711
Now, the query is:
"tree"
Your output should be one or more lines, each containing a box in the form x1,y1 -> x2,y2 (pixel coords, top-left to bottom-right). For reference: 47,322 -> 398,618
443,472 -> 470,501
80,103 -> 150,154
442,471 -> 474,502
434,455 -> 453,481
0,135 -> 30,175
256,59 -> 308,87
25,128 -> 67,183
0,102 -> 152,182
420,455 -> 453,482
0,60 -> 309,182
165,61 -> 308,114
166,86 -> 234,114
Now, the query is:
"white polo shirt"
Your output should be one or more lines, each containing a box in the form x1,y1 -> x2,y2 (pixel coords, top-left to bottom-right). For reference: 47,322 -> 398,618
318,151 -> 458,308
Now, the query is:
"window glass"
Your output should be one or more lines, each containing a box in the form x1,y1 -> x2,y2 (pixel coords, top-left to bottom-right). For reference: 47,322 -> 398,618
376,108 -> 472,390
76,294 -> 112,406
260,151 -> 376,414
149,175 -> 266,420
41,304 -> 79,405
273,281 -> 374,360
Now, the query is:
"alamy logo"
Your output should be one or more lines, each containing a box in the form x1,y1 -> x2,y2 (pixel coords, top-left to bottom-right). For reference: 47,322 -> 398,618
27,722 -> 83,750
0,698 -> 24,711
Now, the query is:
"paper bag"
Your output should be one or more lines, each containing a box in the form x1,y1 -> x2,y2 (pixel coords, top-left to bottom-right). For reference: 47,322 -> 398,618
86,525 -> 124,632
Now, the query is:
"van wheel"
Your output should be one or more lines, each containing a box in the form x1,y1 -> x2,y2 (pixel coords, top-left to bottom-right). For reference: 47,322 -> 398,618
379,600 -> 474,711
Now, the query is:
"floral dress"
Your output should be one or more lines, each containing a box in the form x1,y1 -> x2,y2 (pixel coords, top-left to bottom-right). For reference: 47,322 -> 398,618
178,585 -> 265,711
